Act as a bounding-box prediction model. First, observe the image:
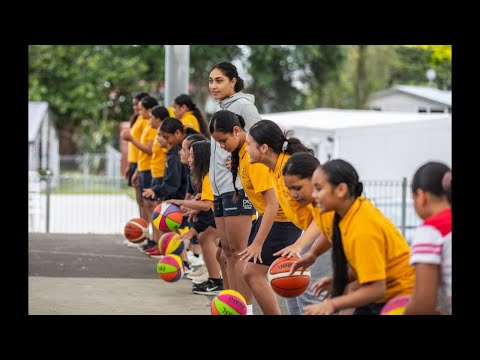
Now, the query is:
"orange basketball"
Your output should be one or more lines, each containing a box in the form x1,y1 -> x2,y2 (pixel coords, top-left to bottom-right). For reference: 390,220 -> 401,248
266,256 -> 311,298
124,218 -> 148,243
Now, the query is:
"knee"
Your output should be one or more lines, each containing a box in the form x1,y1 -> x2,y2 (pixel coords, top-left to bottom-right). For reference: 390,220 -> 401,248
243,265 -> 256,285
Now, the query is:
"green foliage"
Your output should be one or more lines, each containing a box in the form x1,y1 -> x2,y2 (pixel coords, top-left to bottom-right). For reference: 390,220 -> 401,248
29,45 -> 163,153
246,45 -> 346,113
390,46 -> 451,89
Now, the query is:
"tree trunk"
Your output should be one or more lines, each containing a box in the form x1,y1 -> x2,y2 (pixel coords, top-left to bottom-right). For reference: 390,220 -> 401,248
355,45 -> 367,109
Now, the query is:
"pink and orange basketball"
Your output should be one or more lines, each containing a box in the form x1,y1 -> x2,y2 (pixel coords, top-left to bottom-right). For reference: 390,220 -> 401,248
380,295 -> 410,315
124,218 -> 148,243
152,203 -> 183,232
211,290 -> 247,315
159,232 -> 185,256
267,256 -> 311,298
156,254 -> 184,282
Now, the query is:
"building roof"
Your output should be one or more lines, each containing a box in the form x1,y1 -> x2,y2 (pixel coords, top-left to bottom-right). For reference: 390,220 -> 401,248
372,85 -> 451,107
29,101 -> 48,142
261,108 -> 451,131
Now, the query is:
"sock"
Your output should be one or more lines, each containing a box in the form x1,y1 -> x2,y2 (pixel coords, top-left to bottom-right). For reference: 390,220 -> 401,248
246,304 -> 253,315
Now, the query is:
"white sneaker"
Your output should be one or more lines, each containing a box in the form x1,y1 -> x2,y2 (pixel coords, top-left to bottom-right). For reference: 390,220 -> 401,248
191,273 -> 209,284
187,252 -> 205,267
186,265 -> 207,279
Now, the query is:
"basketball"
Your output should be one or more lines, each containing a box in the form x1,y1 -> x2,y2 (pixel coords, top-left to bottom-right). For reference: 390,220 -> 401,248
266,256 -> 311,298
124,218 -> 148,243
380,295 -> 410,315
152,202 -> 183,232
156,254 -> 184,282
159,232 -> 185,256
211,290 -> 247,315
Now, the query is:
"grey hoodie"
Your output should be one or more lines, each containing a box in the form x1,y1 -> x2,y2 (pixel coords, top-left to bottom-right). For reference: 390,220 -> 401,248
209,92 -> 263,196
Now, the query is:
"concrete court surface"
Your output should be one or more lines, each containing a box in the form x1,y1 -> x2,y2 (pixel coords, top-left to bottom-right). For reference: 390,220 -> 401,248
28,233 -> 290,315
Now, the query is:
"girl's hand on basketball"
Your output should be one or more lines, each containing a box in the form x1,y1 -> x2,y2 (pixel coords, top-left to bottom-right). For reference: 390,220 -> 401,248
166,199 -> 182,206
289,252 -> 316,276
303,299 -> 336,315
311,276 -> 333,298
238,243 -> 263,263
273,243 -> 301,258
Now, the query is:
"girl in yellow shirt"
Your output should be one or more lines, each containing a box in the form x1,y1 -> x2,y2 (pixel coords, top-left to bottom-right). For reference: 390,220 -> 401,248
211,110 -> 301,314
301,159 -> 415,315
173,94 -> 210,138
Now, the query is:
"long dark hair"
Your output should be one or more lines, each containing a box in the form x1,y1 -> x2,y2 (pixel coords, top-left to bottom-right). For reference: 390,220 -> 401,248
210,61 -> 245,93
190,140 -> 211,194
321,159 -> 363,298
130,92 -> 150,126
282,152 -> 320,179
412,161 -> 452,204
160,117 -> 198,137
174,94 -> 210,138
150,105 -> 170,121
248,119 -> 314,155
210,110 -> 246,202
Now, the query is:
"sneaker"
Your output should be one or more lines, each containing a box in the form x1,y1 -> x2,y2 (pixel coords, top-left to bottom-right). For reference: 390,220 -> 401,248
187,251 -> 204,267
191,272 -> 209,284
148,248 -> 164,259
139,239 -> 156,253
186,265 -> 207,279
192,279 -> 223,295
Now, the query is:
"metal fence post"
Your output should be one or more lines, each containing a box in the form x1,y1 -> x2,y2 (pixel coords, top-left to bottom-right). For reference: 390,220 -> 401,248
83,153 -> 89,191
401,177 -> 407,237
45,169 -> 52,233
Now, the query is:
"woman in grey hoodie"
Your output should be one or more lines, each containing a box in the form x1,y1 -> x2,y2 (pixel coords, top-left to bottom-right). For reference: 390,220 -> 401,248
208,62 -> 262,314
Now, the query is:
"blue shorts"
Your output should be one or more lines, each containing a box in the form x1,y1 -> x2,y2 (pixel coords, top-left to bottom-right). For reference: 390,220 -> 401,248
213,190 -> 256,217
247,216 -> 302,266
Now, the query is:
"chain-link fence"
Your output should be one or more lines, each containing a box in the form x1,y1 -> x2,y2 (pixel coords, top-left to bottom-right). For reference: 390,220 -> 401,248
29,154 -> 421,242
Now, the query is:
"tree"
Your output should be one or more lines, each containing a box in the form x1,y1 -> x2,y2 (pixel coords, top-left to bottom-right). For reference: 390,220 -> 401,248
246,45 -> 346,113
29,45 -> 171,153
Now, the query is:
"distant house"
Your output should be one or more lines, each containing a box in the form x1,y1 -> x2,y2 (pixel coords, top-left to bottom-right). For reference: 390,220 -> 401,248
369,85 -> 451,113
28,101 -> 60,185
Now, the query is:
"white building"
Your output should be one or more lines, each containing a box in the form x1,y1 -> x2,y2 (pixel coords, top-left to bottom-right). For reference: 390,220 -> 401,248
28,101 -> 60,185
369,85 -> 451,113
261,108 -> 451,181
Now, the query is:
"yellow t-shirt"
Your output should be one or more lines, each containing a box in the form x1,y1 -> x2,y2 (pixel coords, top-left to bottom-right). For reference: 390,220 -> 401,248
201,173 -> 214,210
271,153 -> 313,230
316,196 -> 415,302
167,107 -> 175,117
137,124 -> 157,171
309,204 -> 335,241
127,115 -> 148,163
150,137 -> 167,178
239,142 -> 288,222
180,111 -> 200,133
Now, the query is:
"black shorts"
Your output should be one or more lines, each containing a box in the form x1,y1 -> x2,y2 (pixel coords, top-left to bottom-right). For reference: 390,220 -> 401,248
353,302 -> 386,315
127,162 -> 137,187
213,190 -> 256,217
139,170 -> 153,195
247,215 -> 302,266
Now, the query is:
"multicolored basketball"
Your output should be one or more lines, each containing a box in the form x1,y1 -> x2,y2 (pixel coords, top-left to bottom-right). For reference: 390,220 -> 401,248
156,254 -> 184,282
211,289 -> 247,315
152,203 -> 183,232
123,218 -> 148,243
159,232 -> 185,255
267,256 -> 311,298
380,295 -> 410,315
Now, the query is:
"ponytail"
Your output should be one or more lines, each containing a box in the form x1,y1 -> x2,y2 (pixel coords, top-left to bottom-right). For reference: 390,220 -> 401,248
331,213 -> 349,297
